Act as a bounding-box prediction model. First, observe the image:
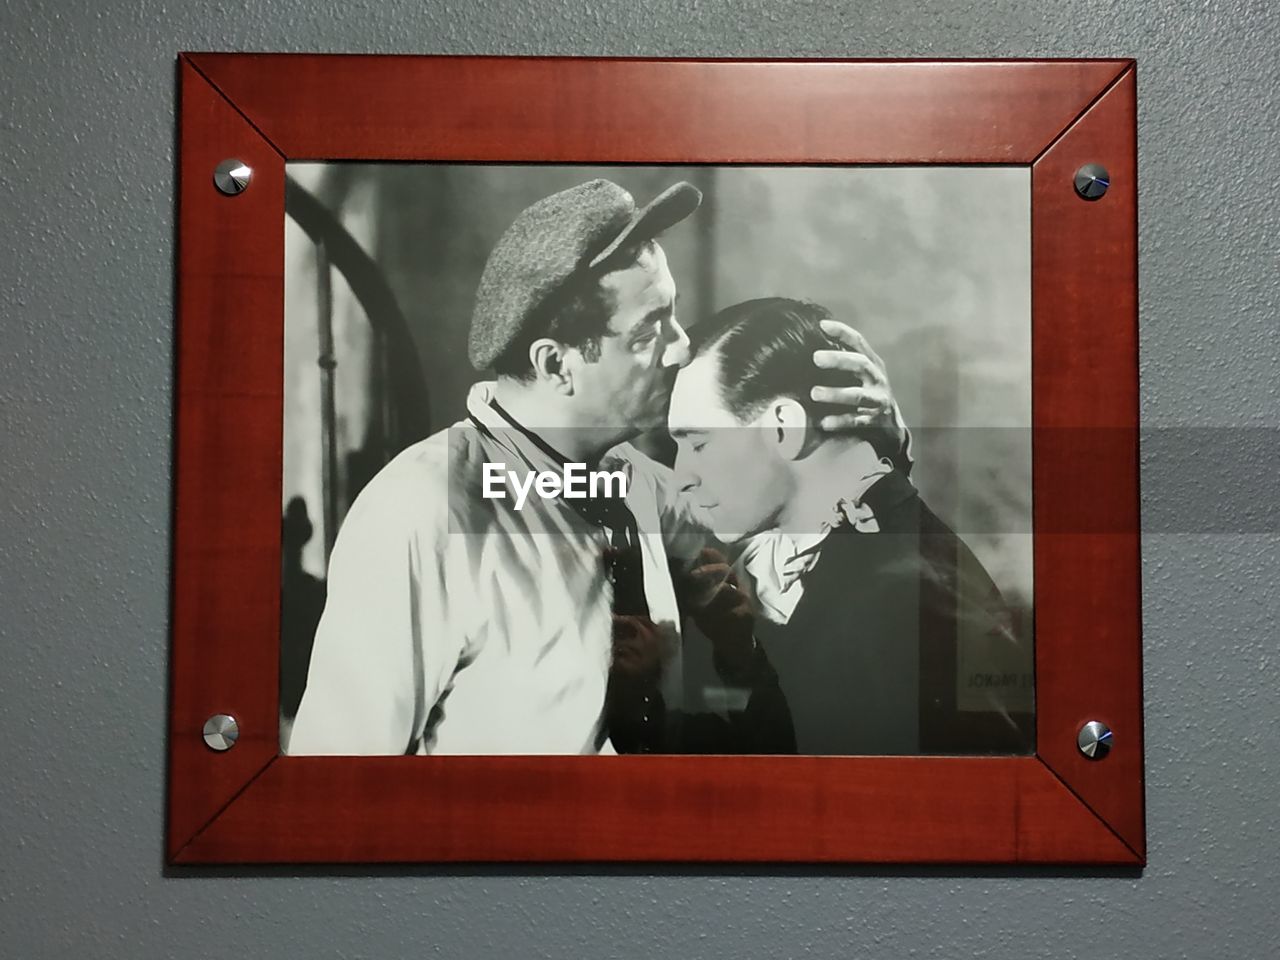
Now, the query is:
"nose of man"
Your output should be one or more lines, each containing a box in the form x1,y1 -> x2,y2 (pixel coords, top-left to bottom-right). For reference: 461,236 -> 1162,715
660,318 -> 692,369
674,449 -> 700,495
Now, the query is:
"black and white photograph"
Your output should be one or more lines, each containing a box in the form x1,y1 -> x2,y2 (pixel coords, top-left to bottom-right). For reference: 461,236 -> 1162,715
278,164 -> 1035,757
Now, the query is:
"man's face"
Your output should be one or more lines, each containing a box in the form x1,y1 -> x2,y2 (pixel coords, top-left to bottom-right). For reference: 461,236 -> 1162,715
668,353 -> 793,542
571,243 -> 690,433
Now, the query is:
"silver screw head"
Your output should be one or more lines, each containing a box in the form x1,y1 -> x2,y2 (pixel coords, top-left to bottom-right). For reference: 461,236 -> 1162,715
1077,720 -> 1113,760
1073,163 -> 1110,201
213,158 -> 252,196
202,714 -> 239,751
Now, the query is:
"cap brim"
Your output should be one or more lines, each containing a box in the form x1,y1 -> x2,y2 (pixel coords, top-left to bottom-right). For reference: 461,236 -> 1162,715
588,181 -> 703,268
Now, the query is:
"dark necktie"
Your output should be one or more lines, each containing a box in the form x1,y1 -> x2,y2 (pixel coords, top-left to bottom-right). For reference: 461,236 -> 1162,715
480,400 -> 650,617
477,400 -> 659,750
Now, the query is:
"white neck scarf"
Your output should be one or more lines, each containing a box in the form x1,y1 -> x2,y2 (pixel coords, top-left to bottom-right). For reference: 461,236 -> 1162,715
735,457 -> 894,625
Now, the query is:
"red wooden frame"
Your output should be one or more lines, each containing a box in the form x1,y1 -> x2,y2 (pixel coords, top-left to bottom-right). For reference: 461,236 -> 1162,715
170,55 -> 1142,864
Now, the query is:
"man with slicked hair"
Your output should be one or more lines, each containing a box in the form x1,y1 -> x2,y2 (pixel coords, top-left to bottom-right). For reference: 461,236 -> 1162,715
668,298 -> 1031,755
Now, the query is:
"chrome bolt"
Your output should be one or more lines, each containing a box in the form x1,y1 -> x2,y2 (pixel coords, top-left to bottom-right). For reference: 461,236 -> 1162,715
1073,163 -> 1110,201
1077,720 -> 1113,760
202,714 -> 239,751
213,158 -> 252,196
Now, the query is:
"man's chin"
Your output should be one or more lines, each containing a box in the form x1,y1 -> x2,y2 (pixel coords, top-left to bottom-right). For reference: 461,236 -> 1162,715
696,510 -> 751,544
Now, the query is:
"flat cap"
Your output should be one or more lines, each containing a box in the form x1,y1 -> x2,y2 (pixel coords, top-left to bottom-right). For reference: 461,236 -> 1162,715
468,179 -> 702,370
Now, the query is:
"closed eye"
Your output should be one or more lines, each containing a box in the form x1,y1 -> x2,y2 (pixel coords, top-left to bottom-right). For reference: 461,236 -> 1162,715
628,303 -> 674,349
672,431 -> 708,452
630,326 -> 659,349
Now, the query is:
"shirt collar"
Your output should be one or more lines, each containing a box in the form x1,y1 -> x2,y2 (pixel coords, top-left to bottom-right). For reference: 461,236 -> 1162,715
465,380 -> 638,481
734,449 -> 897,625
465,381 -> 569,477
465,381 -> 640,532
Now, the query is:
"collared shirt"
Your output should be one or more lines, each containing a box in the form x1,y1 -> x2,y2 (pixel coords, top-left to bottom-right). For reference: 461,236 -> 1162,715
734,450 -> 894,626
287,382 -> 704,756
735,530 -> 831,626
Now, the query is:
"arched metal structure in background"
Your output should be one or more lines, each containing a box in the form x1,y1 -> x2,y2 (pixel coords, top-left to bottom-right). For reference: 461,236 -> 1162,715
284,175 -> 431,556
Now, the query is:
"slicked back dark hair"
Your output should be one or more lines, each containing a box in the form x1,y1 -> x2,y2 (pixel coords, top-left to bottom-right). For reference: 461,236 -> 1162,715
688,297 -> 871,433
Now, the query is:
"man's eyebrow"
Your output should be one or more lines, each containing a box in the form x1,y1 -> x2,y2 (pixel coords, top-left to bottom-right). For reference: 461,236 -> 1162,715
627,303 -> 674,343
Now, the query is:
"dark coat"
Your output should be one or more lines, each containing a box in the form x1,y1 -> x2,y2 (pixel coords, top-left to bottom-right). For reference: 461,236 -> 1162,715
751,470 -> 1033,755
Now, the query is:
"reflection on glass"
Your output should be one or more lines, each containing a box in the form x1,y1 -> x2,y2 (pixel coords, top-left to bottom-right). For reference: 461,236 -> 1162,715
279,164 -> 1033,758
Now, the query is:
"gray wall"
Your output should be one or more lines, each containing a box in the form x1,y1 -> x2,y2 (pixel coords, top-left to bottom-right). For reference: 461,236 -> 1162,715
3,1 -> 1277,957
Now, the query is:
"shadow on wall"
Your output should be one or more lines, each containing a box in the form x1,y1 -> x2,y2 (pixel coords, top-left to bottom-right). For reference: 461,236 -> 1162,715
280,496 -> 325,724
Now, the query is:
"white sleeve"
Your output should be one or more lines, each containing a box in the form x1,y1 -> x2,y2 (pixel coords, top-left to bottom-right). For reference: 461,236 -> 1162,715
286,466 -> 460,756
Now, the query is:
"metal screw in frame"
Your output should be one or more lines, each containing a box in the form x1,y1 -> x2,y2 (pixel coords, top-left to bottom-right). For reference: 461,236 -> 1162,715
1077,720 -> 1113,760
203,714 -> 239,751
213,158 -> 252,196
1073,163 -> 1110,201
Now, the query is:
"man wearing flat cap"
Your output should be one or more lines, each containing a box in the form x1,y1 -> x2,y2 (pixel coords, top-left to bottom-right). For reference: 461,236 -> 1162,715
288,178 -> 906,756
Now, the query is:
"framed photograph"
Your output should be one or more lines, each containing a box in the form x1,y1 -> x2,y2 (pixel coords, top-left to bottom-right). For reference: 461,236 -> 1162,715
169,55 -> 1142,864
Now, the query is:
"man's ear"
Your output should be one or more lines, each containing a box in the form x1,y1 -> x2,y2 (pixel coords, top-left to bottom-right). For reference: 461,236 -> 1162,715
529,338 -> 573,394
764,397 -> 811,462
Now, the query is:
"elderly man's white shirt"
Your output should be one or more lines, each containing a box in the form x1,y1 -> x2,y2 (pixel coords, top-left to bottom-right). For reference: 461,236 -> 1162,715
287,382 -> 702,756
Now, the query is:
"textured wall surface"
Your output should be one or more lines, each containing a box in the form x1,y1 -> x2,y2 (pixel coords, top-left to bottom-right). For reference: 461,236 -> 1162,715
2,0 -> 1278,957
